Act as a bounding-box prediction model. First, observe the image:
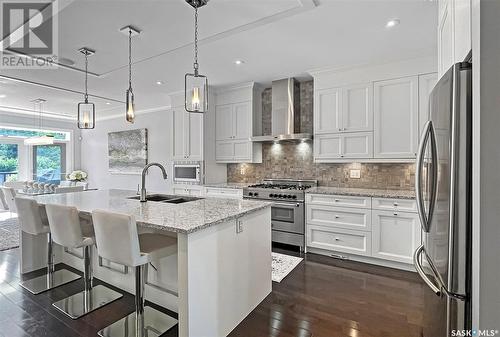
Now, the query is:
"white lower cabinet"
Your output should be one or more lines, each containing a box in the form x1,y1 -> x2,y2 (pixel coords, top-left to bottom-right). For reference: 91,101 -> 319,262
307,204 -> 371,231
172,185 -> 203,197
371,210 -> 421,264
204,187 -> 243,199
306,193 -> 421,270
307,225 -> 372,257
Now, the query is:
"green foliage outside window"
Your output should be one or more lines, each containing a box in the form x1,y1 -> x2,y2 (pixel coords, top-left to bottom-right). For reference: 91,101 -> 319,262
0,144 -> 18,172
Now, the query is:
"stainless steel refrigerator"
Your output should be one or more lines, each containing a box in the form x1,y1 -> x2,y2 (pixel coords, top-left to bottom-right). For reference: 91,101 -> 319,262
413,61 -> 472,337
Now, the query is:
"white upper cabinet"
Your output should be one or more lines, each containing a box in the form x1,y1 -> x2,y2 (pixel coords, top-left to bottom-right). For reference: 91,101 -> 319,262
418,73 -> 439,136
187,113 -> 203,161
314,134 -> 342,161
215,104 -> 233,141
342,83 -> 373,133
214,83 -> 262,163
314,83 -> 372,134
314,88 -> 342,134
311,57 -> 437,163
438,0 -> 455,77
233,102 -> 252,140
314,132 -> 373,161
438,0 -> 471,78
373,76 -> 419,159
453,0 -> 471,63
171,106 -> 203,161
342,132 -> 373,159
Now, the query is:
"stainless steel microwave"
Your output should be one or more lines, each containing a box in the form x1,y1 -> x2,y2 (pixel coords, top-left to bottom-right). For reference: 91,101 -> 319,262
172,162 -> 202,184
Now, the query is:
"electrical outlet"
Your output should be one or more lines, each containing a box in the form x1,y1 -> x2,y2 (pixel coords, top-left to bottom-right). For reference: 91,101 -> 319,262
236,220 -> 244,233
350,169 -> 361,179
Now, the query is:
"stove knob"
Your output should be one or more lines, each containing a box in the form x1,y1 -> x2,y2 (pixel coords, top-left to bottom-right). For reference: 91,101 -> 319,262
287,195 -> 292,199
248,192 -> 254,197
279,194 -> 284,198
269,193 -> 274,198
254,192 -> 259,197
292,195 -> 297,199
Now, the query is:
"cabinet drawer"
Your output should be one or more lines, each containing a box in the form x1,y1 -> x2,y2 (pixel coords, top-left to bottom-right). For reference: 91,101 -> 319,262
307,205 -> 371,231
204,187 -> 243,199
307,225 -> 371,256
372,198 -> 417,213
306,193 -> 371,209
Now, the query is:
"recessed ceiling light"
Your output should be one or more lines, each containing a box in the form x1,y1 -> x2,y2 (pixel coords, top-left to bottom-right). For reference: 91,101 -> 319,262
156,81 -> 164,85
0,94 -> 6,98
234,60 -> 245,65
105,102 -> 111,105
386,19 -> 400,28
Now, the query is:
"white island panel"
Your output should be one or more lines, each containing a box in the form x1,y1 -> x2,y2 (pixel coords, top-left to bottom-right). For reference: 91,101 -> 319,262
178,207 -> 271,337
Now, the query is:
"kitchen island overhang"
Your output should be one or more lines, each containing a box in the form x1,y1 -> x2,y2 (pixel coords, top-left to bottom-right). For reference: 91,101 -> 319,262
21,189 -> 272,337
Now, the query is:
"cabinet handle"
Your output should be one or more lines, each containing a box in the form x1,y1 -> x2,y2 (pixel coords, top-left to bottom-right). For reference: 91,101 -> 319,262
393,202 -> 399,206
334,199 -> 339,202
343,128 -> 347,131
394,213 -> 398,216
334,237 -> 341,241
338,128 -> 342,132
335,215 -> 339,219
340,155 -> 344,158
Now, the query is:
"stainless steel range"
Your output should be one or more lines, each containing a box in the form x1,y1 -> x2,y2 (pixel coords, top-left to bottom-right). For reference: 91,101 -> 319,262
243,179 -> 317,251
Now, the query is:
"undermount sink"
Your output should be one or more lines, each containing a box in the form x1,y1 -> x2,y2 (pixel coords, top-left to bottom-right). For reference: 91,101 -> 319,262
163,196 -> 203,204
127,194 -> 203,204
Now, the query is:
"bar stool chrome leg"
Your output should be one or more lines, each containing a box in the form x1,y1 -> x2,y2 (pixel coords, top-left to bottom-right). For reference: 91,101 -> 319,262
19,233 -> 81,294
98,264 -> 178,337
52,245 -> 123,319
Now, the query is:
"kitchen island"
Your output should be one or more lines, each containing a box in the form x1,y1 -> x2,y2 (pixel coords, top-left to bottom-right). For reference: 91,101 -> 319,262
22,189 -> 272,337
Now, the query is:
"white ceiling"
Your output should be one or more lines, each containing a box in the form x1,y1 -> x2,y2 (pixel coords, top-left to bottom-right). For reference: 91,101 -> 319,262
0,0 -> 438,120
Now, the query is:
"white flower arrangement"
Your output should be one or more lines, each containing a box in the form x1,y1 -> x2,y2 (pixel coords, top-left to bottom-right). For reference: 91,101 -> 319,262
66,170 -> 88,182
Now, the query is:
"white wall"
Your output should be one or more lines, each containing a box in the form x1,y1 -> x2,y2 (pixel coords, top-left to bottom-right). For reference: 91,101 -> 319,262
472,0 -> 500,330
80,110 -> 174,193
0,111 -> 82,173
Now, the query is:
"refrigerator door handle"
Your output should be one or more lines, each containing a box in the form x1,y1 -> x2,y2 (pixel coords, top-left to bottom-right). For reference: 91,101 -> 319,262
413,245 -> 442,296
415,121 -> 438,233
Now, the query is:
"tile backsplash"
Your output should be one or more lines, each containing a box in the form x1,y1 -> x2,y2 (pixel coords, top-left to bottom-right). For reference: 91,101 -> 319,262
227,80 -> 415,190
227,143 -> 415,189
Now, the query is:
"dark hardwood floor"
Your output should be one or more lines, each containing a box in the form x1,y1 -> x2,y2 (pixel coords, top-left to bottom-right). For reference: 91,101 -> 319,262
0,246 -> 424,337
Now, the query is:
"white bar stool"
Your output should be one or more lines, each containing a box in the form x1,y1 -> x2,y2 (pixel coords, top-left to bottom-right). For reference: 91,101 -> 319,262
1,186 -> 17,214
92,209 -> 178,337
15,197 -> 81,294
45,204 -> 123,319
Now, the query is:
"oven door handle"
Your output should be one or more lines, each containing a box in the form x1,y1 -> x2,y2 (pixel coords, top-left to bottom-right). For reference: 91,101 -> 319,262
273,202 -> 301,208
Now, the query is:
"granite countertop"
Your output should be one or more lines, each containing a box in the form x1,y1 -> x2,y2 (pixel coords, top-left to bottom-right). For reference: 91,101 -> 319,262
203,182 -> 250,189
31,189 -> 271,234
306,187 -> 416,199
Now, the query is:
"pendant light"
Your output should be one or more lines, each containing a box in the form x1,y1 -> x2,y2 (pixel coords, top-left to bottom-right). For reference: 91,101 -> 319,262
77,47 -> 96,129
24,99 -> 54,145
121,26 -> 140,123
185,0 -> 209,113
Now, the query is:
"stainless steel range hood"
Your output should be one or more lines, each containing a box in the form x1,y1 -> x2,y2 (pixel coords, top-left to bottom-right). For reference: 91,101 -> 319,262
251,78 -> 312,142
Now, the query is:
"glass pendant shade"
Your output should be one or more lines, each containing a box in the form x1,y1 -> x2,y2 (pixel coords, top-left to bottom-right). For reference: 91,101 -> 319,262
126,89 -> 135,123
77,47 -> 96,129
185,73 -> 208,113
77,102 -> 95,129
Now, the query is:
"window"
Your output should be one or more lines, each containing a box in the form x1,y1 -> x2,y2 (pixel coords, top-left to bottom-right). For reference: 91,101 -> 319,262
0,142 -> 19,183
0,127 -> 69,140
33,144 -> 66,184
